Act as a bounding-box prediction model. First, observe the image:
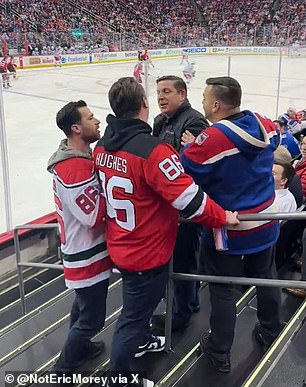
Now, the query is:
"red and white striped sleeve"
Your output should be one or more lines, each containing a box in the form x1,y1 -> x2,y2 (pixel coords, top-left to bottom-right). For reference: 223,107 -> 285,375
144,143 -> 226,229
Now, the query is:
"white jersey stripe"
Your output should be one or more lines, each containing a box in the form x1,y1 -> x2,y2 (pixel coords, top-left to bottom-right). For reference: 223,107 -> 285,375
227,199 -> 279,231
171,182 -> 199,210
203,148 -> 240,165
219,114 -> 270,148
65,270 -> 111,289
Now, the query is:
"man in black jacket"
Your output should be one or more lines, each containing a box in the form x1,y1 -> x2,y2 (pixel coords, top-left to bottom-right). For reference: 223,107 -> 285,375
152,75 -> 209,331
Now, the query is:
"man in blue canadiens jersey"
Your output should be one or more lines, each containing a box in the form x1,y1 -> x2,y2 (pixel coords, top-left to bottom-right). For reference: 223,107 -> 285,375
181,76 -> 283,373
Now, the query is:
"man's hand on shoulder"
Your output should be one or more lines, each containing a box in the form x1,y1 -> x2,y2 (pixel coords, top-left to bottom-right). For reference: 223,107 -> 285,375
181,130 -> 195,146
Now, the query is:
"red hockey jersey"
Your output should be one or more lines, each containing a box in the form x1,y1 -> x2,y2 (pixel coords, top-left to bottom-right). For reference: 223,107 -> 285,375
133,63 -> 143,78
94,115 -> 226,271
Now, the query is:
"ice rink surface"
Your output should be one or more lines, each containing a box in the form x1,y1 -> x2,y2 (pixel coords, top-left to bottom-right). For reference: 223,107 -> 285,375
1,54 -> 306,232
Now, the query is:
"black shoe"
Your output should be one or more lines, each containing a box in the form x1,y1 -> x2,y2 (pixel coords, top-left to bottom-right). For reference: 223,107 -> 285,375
253,322 -> 284,352
70,340 -> 105,369
83,340 -> 105,361
151,314 -> 189,333
200,333 -> 231,373
191,304 -> 200,313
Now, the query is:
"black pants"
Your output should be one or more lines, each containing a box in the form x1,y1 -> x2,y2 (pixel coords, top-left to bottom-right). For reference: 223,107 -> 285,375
109,263 -> 168,373
301,228 -> 306,281
202,245 -> 281,353
54,279 -> 109,371
172,223 -> 201,325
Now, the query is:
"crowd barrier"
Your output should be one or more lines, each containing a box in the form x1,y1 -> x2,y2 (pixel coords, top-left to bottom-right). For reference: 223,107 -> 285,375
164,212 -> 306,351
11,213 -> 306,345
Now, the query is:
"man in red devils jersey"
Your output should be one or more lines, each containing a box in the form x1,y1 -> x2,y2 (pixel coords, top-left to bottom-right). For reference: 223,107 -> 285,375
94,77 -> 239,386
47,100 -> 112,374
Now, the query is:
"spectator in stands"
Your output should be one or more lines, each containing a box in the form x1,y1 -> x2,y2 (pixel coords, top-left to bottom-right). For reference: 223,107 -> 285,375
274,144 -> 292,164
4,0 -> 306,53
47,100 -> 111,375
287,107 -> 300,123
274,120 -> 300,159
181,76 -> 282,372
273,161 -> 297,212
278,113 -> 302,140
152,75 -> 210,332
273,148 -> 303,269
295,136 -> 306,196
93,77 -> 239,386
274,145 -> 304,208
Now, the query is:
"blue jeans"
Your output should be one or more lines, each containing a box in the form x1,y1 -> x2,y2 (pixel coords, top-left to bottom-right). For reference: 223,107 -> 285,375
110,264 -> 168,373
55,278 -> 109,372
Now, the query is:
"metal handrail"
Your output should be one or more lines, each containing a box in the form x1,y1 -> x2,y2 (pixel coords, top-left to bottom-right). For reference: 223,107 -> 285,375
165,211 -> 306,351
13,223 -> 62,315
238,212 -> 306,221
172,273 -> 306,289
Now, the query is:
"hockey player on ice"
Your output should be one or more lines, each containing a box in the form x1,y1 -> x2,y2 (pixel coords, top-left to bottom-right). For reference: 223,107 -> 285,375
133,62 -> 144,84
7,56 -> 17,79
180,49 -> 189,65
0,56 -> 10,88
292,41 -> 301,57
54,50 -> 62,67
139,49 -> 155,68
183,61 -> 195,85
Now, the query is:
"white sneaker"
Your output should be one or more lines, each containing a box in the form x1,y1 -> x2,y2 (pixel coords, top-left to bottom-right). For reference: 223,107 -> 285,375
142,379 -> 154,387
135,335 -> 165,358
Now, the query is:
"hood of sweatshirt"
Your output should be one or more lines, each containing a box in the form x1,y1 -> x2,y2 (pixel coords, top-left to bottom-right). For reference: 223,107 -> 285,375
213,110 -> 278,157
47,139 -> 92,173
101,114 -> 152,151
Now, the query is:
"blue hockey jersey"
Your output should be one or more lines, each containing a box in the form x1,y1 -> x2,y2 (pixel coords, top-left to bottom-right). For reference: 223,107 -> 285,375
181,110 -> 280,254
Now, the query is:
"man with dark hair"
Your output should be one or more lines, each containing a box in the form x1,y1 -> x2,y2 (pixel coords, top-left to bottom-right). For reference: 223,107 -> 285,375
152,75 -> 209,332
273,161 -> 297,212
94,77 -> 239,386
47,100 -> 111,376
153,75 -> 207,150
205,76 -> 242,107
181,76 -> 283,373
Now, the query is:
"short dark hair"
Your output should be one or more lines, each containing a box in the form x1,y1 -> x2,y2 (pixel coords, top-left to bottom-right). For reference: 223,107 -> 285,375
56,100 -> 87,136
206,76 -> 241,108
273,119 -> 285,128
108,77 -> 146,119
274,160 -> 296,188
156,75 -> 187,93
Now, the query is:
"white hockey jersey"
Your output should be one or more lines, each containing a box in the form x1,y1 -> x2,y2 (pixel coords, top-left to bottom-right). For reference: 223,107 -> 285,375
48,140 -> 112,289
183,62 -> 195,74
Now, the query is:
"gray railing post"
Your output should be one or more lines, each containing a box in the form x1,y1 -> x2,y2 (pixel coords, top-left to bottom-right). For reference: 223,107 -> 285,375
14,223 -> 62,315
14,228 -> 26,315
165,257 -> 174,352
